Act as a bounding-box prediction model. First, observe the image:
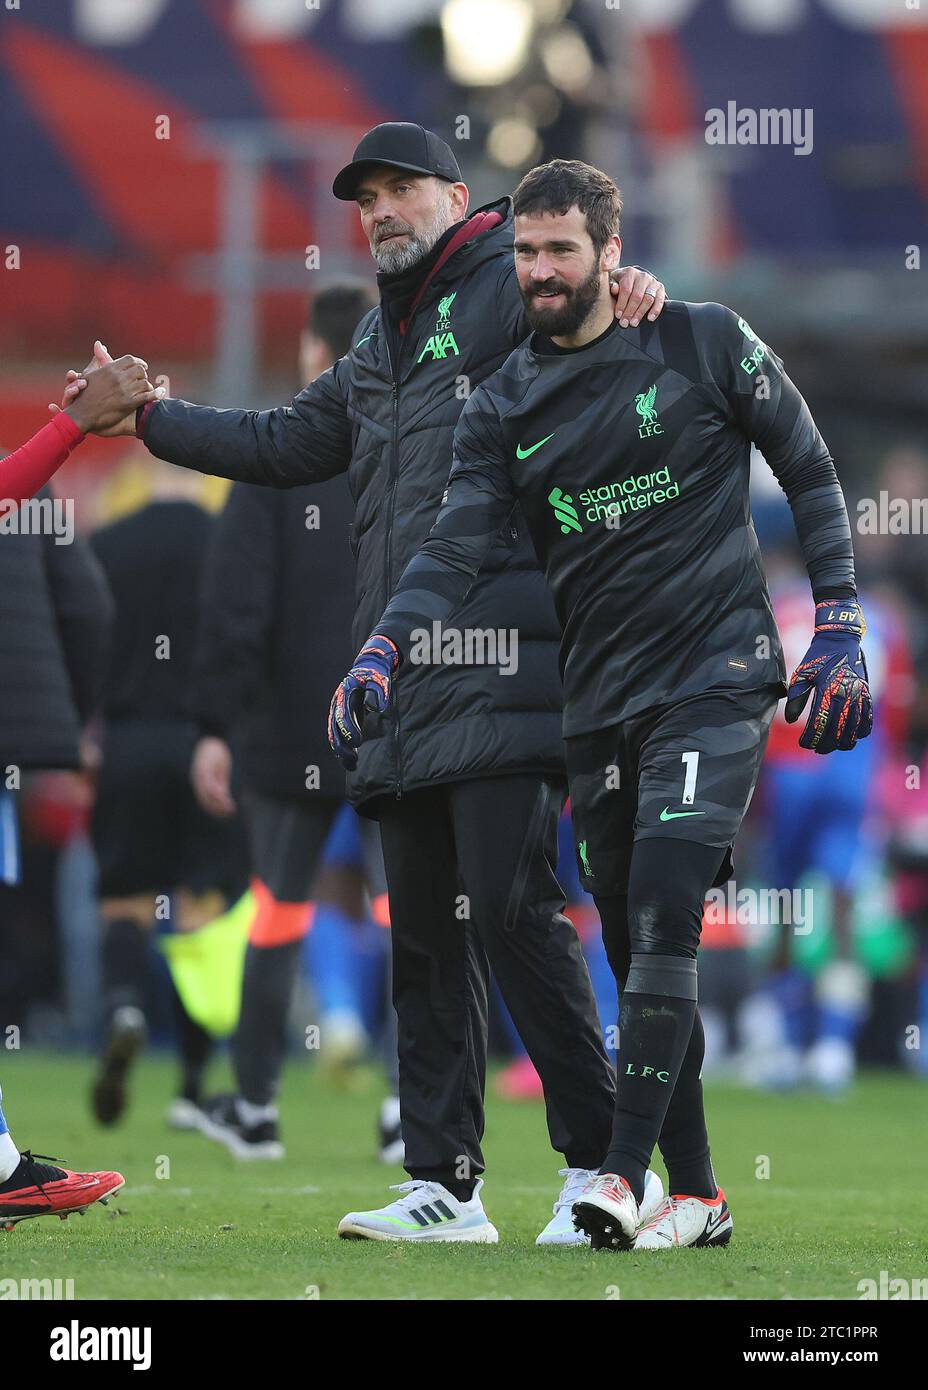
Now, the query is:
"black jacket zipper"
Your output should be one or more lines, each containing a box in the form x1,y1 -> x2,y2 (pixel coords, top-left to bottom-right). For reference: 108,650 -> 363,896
382,269 -> 460,798
382,336 -> 403,798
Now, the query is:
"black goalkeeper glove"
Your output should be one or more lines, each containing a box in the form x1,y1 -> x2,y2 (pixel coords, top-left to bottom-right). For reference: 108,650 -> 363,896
783,599 -> 873,754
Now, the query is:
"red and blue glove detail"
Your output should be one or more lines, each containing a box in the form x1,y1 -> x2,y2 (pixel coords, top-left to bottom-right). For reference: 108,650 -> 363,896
328,635 -> 400,770
784,599 -> 873,754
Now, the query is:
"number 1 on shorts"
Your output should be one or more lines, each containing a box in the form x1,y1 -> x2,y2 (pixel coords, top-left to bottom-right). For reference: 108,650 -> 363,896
681,750 -> 699,805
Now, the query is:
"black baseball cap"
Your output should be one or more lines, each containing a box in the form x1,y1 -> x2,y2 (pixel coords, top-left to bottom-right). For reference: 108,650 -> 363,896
333,122 -> 463,201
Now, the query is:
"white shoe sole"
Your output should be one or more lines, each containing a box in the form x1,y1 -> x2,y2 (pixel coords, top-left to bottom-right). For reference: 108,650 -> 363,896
572,1193 -> 638,1251
635,1207 -> 733,1250
536,1228 -> 587,1247
337,1218 -> 499,1243
538,1170 -> 662,1247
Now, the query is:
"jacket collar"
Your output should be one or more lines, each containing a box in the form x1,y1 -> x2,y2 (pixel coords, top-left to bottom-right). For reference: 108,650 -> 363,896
400,204 -> 506,331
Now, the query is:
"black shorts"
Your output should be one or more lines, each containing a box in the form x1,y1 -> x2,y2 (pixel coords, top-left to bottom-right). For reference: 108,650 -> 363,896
565,685 -> 780,896
92,719 -> 248,901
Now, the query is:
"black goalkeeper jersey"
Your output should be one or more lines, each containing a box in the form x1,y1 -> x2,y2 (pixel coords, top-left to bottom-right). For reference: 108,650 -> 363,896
374,301 -> 856,739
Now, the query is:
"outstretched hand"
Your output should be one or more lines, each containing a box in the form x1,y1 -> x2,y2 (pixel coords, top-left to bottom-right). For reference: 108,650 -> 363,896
55,350 -> 162,436
50,341 -> 143,436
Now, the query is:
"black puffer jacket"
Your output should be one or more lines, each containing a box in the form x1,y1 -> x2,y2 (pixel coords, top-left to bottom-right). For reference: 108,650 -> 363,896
142,199 -> 564,814
191,477 -> 356,801
0,487 -> 112,771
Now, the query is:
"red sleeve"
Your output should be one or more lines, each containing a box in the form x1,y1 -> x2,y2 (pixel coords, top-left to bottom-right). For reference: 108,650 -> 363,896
135,401 -> 157,438
0,413 -> 84,514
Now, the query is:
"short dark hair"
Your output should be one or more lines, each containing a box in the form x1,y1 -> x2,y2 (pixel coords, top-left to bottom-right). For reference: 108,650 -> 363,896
306,279 -> 377,360
512,159 -> 622,255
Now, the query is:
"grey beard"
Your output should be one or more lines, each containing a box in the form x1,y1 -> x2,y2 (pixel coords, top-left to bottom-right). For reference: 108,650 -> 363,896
370,203 -> 455,274
373,231 -> 434,274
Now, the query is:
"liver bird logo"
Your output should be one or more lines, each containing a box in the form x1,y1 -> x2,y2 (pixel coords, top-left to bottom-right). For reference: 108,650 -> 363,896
635,383 -> 658,425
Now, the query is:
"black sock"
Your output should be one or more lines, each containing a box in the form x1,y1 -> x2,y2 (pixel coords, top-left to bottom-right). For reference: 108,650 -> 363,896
101,918 -> 149,1021
601,953 -> 698,1204
442,1180 -> 477,1203
233,941 -> 302,1106
408,1170 -> 477,1203
657,1008 -> 717,1199
171,984 -> 213,1104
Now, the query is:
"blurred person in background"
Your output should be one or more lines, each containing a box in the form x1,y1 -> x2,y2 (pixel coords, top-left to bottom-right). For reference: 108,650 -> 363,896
61,123 -> 669,1245
187,280 -> 401,1160
884,709 -> 928,1079
87,457 -> 249,1128
745,577 -> 908,1093
860,447 -> 928,645
0,361 -> 157,1228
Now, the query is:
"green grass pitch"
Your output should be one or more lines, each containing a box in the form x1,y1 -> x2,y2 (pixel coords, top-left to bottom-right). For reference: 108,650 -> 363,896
1,1053 -> 923,1301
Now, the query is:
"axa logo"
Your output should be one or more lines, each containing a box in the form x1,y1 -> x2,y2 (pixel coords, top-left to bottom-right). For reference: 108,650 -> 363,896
417,331 -> 460,363
548,486 -> 584,535
635,383 -> 663,438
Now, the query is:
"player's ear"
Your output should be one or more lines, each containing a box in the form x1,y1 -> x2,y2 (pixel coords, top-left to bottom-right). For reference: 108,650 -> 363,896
601,235 -> 622,274
448,180 -> 469,220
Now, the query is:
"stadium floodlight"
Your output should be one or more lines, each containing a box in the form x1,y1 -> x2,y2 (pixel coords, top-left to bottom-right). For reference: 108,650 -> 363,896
532,0 -> 573,22
486,117 -> 542,169
540,25 -> 594,94
442,0 -> 536,86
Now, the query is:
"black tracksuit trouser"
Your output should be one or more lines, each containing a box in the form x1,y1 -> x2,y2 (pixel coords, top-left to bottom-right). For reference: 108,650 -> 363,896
376,774 -> 616,1185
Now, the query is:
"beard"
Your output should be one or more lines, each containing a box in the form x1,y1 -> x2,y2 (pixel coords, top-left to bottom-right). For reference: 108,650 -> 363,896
520,259 -> 603,338
370,201 -> 454,273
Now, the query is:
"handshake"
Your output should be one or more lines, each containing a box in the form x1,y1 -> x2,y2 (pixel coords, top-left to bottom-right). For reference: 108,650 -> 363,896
50,340 -> 163,436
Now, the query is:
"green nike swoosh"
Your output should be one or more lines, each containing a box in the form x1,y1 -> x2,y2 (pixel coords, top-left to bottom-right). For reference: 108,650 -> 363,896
516,433 -> 555,459
660,807 -> 706,821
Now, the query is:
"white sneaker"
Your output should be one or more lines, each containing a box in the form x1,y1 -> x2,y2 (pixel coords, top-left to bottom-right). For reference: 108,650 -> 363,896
537,1167 -> 664,1246
337,1178 -> 499,1243
634,1187 -> 733,1249
571,1173 -> 640,1251
196,1094 -> 285,1160
165,1097 -> 203,1131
